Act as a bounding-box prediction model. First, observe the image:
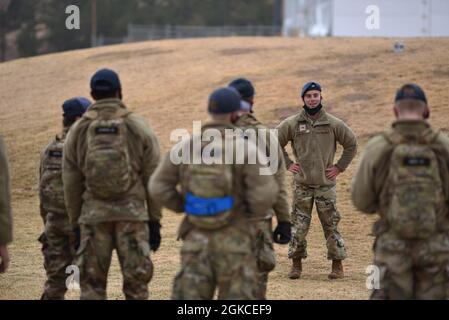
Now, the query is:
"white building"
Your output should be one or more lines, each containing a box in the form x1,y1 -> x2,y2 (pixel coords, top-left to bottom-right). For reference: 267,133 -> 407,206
283,0 -> 449,37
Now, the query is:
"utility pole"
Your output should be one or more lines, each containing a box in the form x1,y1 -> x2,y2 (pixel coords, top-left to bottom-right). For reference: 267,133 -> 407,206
274,0 -> 283,30
91,0 -> 97,47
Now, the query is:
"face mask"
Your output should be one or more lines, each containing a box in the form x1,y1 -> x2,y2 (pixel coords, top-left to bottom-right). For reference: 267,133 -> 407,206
303,103 -> 322,116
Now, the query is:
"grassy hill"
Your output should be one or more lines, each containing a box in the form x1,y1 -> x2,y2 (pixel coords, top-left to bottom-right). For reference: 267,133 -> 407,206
1,37 -> 448,299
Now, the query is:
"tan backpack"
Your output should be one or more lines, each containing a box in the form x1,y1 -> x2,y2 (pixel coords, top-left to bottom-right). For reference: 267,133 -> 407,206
182,137 -> 236,230
84,108 -> 134,200
40,136 -> 66,214
382,130 -> 446,239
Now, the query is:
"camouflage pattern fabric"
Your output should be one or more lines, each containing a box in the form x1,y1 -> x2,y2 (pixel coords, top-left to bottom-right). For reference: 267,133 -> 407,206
76,221 -> 153,300
0,136 -> 12,246
288,184 -> 346,260
172,224 -> 259,300
371,231 -> 449,299
85,108 -> 134,200
39,133 -> 66,216
39,213 -> 74,300
352,120 -> 449,300
381,131 -> 444,240
253,219 -> 276,299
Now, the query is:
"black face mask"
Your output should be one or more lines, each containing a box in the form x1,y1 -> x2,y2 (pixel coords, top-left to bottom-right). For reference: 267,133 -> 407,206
303,103 -> 323,116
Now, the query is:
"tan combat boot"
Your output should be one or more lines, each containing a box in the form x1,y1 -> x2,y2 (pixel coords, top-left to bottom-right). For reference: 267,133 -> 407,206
288,258 -> 302,279
328,260 -> 344,279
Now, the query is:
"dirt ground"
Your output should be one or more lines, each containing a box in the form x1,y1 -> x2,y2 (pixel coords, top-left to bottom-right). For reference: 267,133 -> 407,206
0,37 -> 448,300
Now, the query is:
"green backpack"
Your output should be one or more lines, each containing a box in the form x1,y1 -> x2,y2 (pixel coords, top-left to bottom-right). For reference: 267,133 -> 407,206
40,136 -> 66,214
85,108 -> 134,200
384,131 -> 445,240
182,138 -> 235,230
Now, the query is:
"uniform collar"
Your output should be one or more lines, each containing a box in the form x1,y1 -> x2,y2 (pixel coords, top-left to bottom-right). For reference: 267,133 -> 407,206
235,113 -> 260,127
202,121 -> 237,131
392,119 -> 430,137
298,108 -> 330,125
89,98 -> 127,111
56,127 -> 70,141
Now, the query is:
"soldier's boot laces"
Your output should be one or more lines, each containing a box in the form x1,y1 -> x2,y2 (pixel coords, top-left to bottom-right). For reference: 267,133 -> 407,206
328,260 -> 344,280
288,258 -> 302,279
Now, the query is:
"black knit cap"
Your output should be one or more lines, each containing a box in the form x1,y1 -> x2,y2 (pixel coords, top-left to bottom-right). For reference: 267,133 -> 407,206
395,83 -> 427,104
301,81 -> 322,98
228,78 -> 255,99
208,87 -> 242,114
62,97 -> 91,117
90,68 -> 121,94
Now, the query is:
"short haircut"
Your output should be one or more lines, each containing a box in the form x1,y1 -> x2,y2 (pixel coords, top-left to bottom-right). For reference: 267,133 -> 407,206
395,99 -> 426,113
91,90 -> 118,101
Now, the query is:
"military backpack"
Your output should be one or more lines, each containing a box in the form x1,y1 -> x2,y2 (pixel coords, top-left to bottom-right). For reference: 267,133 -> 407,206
182,136 -> 236,230
85,108 -> 134,199
382,130 -> 445,239
40,135 -> 66,214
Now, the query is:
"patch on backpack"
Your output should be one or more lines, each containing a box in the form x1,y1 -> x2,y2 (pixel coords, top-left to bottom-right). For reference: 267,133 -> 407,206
403,157 -> 430,167
95,126 -> 119,135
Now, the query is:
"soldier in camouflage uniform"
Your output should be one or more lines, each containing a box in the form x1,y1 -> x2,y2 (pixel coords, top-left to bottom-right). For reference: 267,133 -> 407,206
0,135 -> 12,273
62,69 -> 162,300
229,78 -> 291,299
150,87 -> 279,300
352,84 -> 449,299
38,97 -> 91,299
276,82 -> 357,280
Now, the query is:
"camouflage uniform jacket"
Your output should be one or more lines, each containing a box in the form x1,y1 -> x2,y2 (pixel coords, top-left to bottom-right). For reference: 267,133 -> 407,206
276,108 -> 357,187
62,98 -> 161,228
235,113 -> 290,222
149,122 -> 280,239
39,129 -> 69,223
351,120 -> 449,234
0,136 -> 12,245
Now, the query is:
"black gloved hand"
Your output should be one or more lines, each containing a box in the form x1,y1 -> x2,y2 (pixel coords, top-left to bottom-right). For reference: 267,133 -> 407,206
73,227 -> 81,252
273,221 -> 292,245
148,221 -> 161,252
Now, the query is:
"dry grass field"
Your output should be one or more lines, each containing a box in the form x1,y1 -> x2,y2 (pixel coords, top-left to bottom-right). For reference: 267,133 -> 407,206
0,37 -> 448,300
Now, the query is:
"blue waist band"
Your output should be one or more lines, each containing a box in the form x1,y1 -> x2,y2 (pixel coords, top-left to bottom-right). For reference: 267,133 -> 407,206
185,192 -> 234,216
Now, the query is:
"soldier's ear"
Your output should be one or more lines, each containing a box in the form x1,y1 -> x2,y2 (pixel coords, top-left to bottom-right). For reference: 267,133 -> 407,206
423,107 -> 430,119
393,106 -> 399,119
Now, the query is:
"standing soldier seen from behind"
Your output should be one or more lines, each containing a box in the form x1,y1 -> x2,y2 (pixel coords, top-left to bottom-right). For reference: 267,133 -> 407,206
150,87 -> 280,300
0,135 -> 12,274
63,69 -> 162,300
352,84 -> 449,299
39,97 -> 90,300
229,78 -> 291,299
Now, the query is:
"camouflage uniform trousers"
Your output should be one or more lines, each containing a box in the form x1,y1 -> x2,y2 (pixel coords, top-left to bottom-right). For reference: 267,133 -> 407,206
76,221 -> 153,300
371,231 -> 449,300
288,184 -> 346,260
172,224 -> 259,300
253,219 -> 276,300
39,213 -> 75,300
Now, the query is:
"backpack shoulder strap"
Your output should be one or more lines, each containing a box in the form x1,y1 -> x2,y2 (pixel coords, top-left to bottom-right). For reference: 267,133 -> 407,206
383,130 -> 404,146
83,109 -> 98,120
